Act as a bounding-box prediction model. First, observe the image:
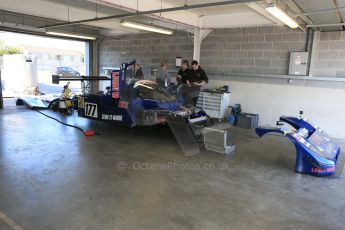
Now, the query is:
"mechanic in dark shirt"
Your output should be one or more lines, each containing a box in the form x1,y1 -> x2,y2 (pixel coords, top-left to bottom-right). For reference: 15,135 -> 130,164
177,60 -> 191,84
186,60 -> 208,106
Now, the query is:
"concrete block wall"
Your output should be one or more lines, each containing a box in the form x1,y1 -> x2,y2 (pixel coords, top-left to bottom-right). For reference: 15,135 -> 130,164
200,26 -> 307,76
98,26 -> 345,81
97,26 -> 345,138
312,31 -> 345,78
98,33 -> 193,75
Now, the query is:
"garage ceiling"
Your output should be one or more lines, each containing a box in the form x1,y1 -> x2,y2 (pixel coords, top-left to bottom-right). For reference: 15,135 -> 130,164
294,0 -> 345,31
0,0 -> 345,37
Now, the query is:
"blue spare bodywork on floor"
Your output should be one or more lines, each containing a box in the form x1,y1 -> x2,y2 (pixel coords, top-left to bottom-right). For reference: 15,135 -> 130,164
256,116 -> 342,177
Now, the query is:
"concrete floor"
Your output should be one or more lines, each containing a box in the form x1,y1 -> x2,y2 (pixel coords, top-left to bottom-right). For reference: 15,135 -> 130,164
1,105 -> 345,230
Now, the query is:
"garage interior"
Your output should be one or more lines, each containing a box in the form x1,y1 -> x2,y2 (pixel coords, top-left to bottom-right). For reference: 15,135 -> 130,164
1,0 -> 345,229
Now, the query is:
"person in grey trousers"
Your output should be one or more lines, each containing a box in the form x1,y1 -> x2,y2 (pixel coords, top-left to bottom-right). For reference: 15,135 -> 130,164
156,61 -> 171,88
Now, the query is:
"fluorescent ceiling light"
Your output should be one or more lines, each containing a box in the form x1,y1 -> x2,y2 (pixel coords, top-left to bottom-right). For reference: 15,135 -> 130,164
121,21 -> 173,35
265,5 -> 299,29
46,31 -> 96,40
0,21 -> 46,33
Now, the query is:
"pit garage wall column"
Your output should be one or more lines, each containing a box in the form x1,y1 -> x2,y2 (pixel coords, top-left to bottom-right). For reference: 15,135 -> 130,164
87,40 -> 98,76
193,28 -> 212,63
92,40 -> 98,76
193,28 -> 202,62
87,40 -> 99,93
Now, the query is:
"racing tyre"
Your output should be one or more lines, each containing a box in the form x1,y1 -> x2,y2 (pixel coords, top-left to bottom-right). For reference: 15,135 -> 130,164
141,110 -> 158,126
49,101 -> 59,112
16,99 -> 24,106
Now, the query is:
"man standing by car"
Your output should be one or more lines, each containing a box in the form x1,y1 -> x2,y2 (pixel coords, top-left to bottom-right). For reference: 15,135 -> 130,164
186,60 -> 208,106
156,61 -> 171,88
134,63 -> 144,79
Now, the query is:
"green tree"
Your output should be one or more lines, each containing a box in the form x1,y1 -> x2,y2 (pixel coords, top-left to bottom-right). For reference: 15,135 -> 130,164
0,40 -> 23,56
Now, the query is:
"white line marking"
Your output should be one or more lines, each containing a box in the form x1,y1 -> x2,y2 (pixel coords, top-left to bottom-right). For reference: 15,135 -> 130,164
0,210 -> 23,230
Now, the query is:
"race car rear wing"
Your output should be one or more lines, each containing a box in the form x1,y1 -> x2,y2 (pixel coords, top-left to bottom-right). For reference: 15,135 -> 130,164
52,75 -> 110,84
52,75 -> 111,94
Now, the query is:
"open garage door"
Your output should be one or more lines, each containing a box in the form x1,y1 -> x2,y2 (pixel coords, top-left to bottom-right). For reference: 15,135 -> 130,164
0,31 -> 90,107
0,69 -> 3,109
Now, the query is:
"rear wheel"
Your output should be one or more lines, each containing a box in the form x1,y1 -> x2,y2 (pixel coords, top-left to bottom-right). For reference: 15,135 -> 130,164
141,110 -> 157,125
16,99 -> 24,106
136,109 -> 158,126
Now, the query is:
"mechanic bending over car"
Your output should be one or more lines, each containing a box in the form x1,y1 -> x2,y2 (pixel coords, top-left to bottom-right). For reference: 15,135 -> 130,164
186,60 -> 208,106
167,75 -> 183,95
156,61 -> 171,88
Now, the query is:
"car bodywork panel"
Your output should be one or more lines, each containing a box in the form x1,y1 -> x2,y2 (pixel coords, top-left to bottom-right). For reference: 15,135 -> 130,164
256,116 -> 342,177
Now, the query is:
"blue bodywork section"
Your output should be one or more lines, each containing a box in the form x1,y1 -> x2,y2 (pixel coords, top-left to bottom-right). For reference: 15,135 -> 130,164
256,116 -> 341,177
280,116 -> 315,135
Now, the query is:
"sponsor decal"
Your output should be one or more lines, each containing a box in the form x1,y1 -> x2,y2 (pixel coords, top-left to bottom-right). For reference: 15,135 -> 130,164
77,97 -> 84,108
291,132 -> 305,143
311,167 -> 335,173
112,72 -> 120,99
102,114 -> 123,121
85,102 -> 98,118
112,92 -> 119,98
316,146 -> 324,152
281,127 -> 292,135
118,101 -> 129,109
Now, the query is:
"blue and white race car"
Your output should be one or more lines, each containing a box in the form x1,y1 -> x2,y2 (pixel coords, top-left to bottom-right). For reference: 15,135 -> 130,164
53,60 -> 210,156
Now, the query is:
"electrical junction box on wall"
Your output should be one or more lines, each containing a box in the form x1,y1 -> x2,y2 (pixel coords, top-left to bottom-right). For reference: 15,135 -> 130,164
289,52 -> 309,76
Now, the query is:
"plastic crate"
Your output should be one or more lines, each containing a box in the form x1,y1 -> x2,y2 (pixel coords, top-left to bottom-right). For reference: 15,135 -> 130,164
237,113 -> 259,129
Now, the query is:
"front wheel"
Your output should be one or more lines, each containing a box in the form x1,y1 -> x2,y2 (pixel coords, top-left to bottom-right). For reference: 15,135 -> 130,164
49,99 -> 59,112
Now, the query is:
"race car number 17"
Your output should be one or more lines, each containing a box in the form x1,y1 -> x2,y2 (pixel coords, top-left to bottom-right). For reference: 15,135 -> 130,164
85,102 -> 98,118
